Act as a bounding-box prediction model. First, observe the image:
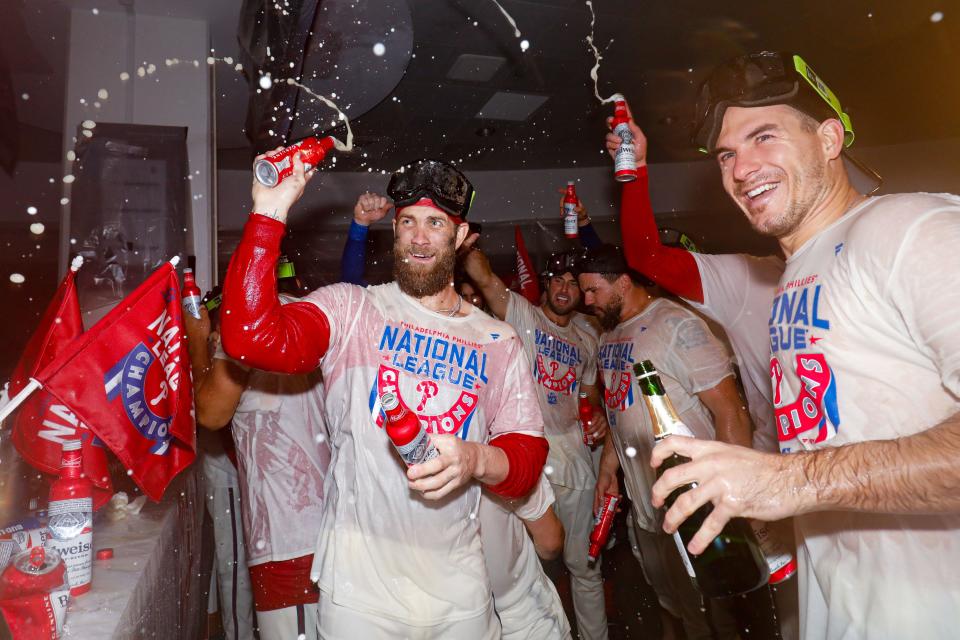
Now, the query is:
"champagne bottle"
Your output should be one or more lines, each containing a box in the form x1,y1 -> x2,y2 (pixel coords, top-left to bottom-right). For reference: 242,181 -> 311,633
634,360 -> 768,598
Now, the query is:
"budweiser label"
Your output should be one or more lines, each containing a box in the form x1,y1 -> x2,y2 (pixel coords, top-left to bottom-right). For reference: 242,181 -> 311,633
396,431 -> 439,467
183,296 -> 202,320
47,497 -> 93,592
750,520 -> 797,584
563,202 -> 578,236
614,122 -> 636,175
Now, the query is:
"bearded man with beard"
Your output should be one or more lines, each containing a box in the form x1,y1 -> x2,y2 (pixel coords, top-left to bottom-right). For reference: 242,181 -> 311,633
220,155 -> 547,638
462,243 -> 610,640
575,244 -> 761,640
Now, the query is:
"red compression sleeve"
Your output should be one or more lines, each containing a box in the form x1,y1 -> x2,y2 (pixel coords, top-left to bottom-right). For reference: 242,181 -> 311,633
221,214 -> 330,374
620,166 -> 704,303
486,433 -> 549,499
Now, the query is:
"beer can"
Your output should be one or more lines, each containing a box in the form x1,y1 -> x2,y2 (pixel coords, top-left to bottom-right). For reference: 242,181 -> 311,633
0,547 -> 70,640
0,517 -> 50,571
254,136 -> 335,187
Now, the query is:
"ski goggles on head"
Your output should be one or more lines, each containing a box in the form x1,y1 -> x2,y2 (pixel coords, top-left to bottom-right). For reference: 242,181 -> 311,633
692,52 -> 855,153
542,250 -> 578,278
386,159 -> 476,221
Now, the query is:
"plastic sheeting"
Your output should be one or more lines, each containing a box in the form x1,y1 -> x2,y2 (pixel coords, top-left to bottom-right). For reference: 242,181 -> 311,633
62,466 -> 205,639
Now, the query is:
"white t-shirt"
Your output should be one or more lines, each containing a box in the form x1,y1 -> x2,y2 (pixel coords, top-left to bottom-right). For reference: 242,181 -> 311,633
688,252 -> 785,453
505,292 -> 599,490
214,344 -> 331,566
769,193 -> 960,639
478,475 -> 571,640
304,282 -> 545,625
598,298 -> 732,531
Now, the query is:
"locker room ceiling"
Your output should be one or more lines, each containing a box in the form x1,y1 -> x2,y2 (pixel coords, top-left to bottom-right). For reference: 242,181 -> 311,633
7,0 -> 960,173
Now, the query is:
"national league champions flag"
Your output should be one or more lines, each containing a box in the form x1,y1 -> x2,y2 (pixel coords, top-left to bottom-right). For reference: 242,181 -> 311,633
32,259 -> 196,501
7,257 -> 114,508
514,226 -> 541,303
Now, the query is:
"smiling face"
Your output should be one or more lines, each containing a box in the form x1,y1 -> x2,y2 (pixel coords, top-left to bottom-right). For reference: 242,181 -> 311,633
714,104 -> 831,238
544,272 -> 581,317
392,205 -> 467,297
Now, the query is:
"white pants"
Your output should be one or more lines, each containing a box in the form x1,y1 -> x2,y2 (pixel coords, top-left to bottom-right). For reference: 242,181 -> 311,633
551,484 -> 609,640
258,602 -> 319,640
317,596 -> 500,640
206,483 -> 256,640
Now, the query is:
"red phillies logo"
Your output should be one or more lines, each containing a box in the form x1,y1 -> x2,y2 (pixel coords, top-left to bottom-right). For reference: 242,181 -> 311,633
373,365 -> 479,439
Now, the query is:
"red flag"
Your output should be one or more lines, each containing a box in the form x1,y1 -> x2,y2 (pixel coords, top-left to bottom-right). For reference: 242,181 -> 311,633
8,263 -> 114,509
514,226 -> 541,303
33,262 -> 196,501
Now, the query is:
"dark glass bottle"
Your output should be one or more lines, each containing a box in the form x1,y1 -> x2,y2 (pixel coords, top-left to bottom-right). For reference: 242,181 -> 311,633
634,359 -> 769,598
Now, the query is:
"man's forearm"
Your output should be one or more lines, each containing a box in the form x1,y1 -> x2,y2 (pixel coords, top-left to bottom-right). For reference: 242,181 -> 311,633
188,341 -> 211,389
472,442 -> 509,485
793,412 -> 960,515
713,407 -> 753,448
340,220 -> 369,285
598,431 -> 620,477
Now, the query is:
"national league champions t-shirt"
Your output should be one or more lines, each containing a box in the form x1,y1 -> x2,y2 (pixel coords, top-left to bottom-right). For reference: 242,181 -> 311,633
304,282 -> 545,625
215,342 -> 331,566
769,193 -> 960,639
505,292 -> 598,490
687,253 -> 785,453
598,298 -> 732,532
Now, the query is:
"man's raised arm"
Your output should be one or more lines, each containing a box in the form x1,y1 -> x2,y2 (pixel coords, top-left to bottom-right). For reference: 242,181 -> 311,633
605,105 -> 704,303
220,150 -> 331,374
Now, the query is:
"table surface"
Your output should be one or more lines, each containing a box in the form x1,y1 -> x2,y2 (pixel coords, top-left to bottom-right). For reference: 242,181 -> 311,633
62,468 -> 204,640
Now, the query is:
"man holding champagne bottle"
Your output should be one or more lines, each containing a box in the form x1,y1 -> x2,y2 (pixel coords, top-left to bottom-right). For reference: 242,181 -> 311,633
575,244 -> 778,638
652,51 -> 960,639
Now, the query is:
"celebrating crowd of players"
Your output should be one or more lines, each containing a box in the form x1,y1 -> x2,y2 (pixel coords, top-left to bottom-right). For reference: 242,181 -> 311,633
186,51 -> 960,640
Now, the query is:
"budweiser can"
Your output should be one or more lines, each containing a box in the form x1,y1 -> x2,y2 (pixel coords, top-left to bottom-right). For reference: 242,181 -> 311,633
254,136 -> 335,187
588,493 -> 619,562
0,546 -> 70,640
578,391 -> 594,446
0,517 -> 50,571
611,100 -> 637,183
750,519 -> 797,584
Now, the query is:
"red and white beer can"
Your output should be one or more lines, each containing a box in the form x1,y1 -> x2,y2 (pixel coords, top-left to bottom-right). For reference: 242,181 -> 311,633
588,493 -> 619,562
611,100 -> 637,183
0,517 -> 50,572
0,546 -> 70,640
254,136 -> 335,187
750,519 -> 797,584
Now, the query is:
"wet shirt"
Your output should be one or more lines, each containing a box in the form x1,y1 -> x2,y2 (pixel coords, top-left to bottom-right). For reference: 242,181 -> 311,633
303,282 -> 545,625
478,475 -> 570,639
598,298 -> 732,532
505,292 -> 599,490
769,193 -> 960,639
687,253 -> 785,452
215,342 -> 330,566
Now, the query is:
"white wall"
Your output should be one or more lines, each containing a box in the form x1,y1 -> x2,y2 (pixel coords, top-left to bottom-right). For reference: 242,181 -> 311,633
60,9 -> 214,289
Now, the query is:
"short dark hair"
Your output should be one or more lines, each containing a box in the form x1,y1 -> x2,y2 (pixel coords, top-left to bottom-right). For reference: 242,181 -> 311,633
573,244 -> 653,287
